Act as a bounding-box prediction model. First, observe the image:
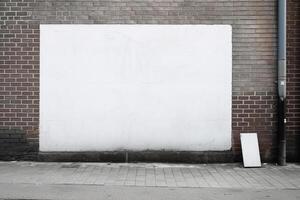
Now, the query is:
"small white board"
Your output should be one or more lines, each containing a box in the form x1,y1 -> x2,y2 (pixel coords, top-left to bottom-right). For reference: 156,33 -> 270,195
240,133 -> 261,167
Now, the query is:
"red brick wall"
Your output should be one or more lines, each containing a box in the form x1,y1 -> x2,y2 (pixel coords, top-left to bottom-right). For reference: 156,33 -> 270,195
287,0 -> 300,161
232,91 -> 277,161
0,0 -> 39,142
0,0 -> 39,159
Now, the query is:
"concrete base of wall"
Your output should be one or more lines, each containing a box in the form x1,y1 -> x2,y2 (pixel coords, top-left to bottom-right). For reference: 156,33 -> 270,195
38,151 -> 234,163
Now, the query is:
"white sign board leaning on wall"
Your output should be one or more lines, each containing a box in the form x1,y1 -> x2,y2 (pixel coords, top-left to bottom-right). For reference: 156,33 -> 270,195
40,25 -> 232,152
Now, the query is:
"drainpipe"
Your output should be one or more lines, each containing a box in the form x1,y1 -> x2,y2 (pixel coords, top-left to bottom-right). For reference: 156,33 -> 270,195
278,0 -> 287,166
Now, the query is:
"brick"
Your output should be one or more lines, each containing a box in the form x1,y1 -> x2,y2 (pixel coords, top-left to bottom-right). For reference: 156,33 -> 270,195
286,0 -> 300,161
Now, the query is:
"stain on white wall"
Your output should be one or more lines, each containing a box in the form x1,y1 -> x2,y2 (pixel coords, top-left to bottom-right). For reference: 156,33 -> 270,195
40,25 -> 232,152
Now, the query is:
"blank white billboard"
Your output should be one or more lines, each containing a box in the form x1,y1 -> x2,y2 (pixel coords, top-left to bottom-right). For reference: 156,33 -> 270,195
40,25 -> 232,152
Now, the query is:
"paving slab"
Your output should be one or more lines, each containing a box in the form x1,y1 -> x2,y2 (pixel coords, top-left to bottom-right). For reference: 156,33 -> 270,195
0,183 -> 300,200
0,162 -> 299,190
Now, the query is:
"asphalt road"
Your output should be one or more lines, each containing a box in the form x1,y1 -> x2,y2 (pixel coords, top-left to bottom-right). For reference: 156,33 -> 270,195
0,183 -> 300,200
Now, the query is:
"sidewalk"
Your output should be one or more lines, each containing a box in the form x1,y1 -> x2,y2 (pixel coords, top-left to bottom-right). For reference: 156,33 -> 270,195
0,161 -> 299,190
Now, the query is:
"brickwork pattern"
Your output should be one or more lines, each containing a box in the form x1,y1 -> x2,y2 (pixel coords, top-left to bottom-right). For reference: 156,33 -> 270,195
0,0 -> 39,142
0,128 -> 38,160
287,0 -> 300,161
0,0 -> 291,161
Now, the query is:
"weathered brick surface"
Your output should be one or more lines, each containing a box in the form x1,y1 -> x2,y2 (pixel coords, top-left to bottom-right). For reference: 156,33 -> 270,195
0,128 -> 38,160
287,0 -> 300,161
0,0 -> 39,160
0,0 -> 297,162
232,91 -> 277,161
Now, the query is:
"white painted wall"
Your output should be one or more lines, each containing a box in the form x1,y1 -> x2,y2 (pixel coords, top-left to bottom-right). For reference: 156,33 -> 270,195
40,25 -> 232,152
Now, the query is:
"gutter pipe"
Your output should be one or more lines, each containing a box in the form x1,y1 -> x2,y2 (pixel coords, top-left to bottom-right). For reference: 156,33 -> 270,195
278,0 -> 287,166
